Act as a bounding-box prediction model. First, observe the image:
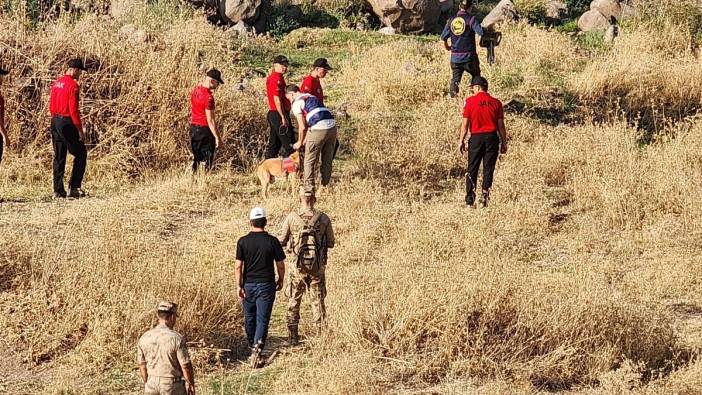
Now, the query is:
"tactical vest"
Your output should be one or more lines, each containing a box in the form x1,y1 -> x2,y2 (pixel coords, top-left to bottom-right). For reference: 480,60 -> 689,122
448,11 -> 478,63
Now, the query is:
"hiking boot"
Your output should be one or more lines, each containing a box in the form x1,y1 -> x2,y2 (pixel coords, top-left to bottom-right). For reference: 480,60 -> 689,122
53,191 -> 67,199
288,325 -> 299,346
466,193 -> 476,207
68,188 -> 86,199
480,191 -> 490,208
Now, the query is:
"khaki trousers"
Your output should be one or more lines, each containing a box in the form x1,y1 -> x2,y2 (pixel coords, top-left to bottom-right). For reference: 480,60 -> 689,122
287,265 -> 327,329
144,376 -> 186,395
304,126 -> 338,194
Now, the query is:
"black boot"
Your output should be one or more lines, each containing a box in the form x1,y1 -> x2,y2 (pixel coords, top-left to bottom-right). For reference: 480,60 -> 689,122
480,190 -> 490,208
288,325 -> 299,346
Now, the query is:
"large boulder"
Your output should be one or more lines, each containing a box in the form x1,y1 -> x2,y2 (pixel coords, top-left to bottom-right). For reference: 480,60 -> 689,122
577,9 -> 608,32
367,0 -> 442,34
590,0 -> 621,21
482,0 -> 518,29
545,0 -> 568,22
202,0 -> 269,32
620,3 -> 635,21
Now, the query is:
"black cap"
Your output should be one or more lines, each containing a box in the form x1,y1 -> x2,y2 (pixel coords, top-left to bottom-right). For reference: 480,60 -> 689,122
67,58 -> 87,71
470,75 -> 488,88
0,67 -> 8,76
312,58 -> 332,70
206,69 -> 224,84
273,55 -> 289,66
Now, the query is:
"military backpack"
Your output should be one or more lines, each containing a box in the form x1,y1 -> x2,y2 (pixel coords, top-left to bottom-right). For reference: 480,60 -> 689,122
293,211 -> 324,274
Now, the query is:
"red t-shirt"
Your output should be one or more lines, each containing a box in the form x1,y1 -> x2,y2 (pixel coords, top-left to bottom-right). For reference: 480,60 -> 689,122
266,72 -> 290,112
300,75 -> 324,105
49,75 -> 82,130
190,85 -> 215,127
462,92 -> 503,134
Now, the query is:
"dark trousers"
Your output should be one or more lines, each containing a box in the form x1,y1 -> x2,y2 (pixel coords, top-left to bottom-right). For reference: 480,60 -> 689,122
190,125 -> 216,172
51,116 -> 87,194
450,57 -> 481,98
466,132 -> 500,204
0,135 -> 3,165
265,111 -> 295,159
242,282 -> 277,349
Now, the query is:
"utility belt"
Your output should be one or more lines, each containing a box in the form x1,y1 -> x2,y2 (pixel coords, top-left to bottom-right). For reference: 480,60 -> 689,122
149,375 -> 184,383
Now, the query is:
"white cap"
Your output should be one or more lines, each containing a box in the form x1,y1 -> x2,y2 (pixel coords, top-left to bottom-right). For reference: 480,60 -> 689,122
249,207 -> 267,220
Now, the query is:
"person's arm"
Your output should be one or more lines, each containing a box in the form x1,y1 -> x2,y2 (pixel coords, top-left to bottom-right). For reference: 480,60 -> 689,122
325,216 -> 335,249
68,84 -> 84,140
137,345 -> 148,384
278,215 -> 292,248
440,23 -> 451,51
0,98 -> 7,147
497,118 -> 508,154
273,96 -> 288,128
472,17 -> 485,37
275,260 -> 286,291
459,117 -> 470,154
205,109 -> 221,148
293,113 -> 307,151
183,363 -> 196,395
235,259 -> 245,299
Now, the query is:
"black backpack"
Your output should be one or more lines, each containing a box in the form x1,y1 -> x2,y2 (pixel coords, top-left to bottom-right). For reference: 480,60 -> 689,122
294,212 -> 323,274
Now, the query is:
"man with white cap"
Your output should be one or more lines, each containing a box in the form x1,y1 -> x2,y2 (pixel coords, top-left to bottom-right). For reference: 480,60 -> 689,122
137,301 -> 196,395
235,207 -> 286,366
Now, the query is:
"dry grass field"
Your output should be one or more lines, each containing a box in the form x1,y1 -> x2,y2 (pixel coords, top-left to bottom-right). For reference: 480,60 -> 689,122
2,0 -> 702,393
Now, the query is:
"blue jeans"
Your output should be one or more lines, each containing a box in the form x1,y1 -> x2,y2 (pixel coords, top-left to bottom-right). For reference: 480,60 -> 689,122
242,282 -> 277,349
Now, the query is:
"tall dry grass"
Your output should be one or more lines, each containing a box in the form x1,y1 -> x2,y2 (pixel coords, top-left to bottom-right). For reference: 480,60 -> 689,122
2,1 -> 702,394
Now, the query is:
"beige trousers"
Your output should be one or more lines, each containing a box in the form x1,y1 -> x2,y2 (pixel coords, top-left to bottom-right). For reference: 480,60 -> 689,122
144,376 -> 186,395
304,126 -> 338,194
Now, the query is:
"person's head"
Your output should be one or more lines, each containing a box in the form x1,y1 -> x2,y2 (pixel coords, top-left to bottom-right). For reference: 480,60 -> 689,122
459,0 -> 473,11
285,84 -> 301,103
249,207 -> 267,229
299,188 -> 316,208
470,75 -> 489,94
0,67 -> 8,85
156,301 -> 178,328
273,55 -> 290,74
205,68 -> 224,90
311,58 -> 332,79
66,58 -> 87,80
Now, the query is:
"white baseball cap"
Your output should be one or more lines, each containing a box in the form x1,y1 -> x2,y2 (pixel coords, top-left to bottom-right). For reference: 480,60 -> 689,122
249,207 -> 267,220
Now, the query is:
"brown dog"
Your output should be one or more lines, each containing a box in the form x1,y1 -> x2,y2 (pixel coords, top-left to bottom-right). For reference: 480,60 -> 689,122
256,151 -> 300,199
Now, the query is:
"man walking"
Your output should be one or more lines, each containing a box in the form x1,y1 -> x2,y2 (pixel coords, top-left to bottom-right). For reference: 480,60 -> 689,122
286,85 -> 337,194
300,58 -> 332,105
441,0 -> 485,98
235,207 -> 286,365
278,189 -> 335,345
190,69 -> 223,173
459,76 -> 508,207
265,55 -> 294,159
0,67 -> 8,166
137,301 -> 196,395
49,58 -> 88,199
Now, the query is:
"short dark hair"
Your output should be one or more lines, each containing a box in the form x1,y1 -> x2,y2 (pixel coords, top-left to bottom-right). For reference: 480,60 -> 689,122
286,84 -> 300,94
251,217 -> 267,228
460,0 -> 473,10
157,311 -> 174,320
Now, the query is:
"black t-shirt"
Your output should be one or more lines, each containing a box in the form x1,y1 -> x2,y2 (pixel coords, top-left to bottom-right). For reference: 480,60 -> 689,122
236,231 -> 286,284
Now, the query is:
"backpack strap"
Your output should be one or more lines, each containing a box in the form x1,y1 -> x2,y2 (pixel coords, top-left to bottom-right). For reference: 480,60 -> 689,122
306,211 -> 323,228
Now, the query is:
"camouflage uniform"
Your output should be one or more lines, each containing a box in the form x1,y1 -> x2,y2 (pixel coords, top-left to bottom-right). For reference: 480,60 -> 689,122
137,306 -> 191,395
279,208 -> 335,331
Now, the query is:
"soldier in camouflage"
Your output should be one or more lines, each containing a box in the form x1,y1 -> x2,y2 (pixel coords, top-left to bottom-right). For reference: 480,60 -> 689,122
137,301 -> 196,395
278,189 -> 335,345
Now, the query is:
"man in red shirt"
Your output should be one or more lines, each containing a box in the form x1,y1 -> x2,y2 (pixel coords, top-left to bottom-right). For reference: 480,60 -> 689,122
265,55 -> 294,159
0,67 -> 9,166
49,58 -> 88,199
190,68 -> 223,173
459,76 -> 508,207
300,58 -> 332,105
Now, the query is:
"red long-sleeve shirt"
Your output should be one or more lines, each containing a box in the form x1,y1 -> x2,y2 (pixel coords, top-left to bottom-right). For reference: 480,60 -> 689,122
49,75 -> 82,130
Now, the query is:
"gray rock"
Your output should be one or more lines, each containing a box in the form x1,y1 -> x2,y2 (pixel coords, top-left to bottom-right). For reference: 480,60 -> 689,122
482,0 -> 518,29
367,0 -> 442,34
119,23 -> 149,45
621,3 -> 635,20
590,0 -> 622,21
228,20 -> 252,36
545,0 -> 568,22
222,0 -> 261,22
577,9 -> 609,32
110,0 -> 137,19
378,26 -> 397,35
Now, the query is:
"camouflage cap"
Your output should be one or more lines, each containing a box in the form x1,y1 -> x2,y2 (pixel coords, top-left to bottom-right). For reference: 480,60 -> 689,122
157,301 -> 178,315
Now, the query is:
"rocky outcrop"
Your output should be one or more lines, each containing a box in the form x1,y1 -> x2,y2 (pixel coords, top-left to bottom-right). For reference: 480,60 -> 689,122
590,0 -> 622,20
482,0 -> 518,29
545,0 -> 568,22
577,9 -> 609,32
367,0 -> 441,34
